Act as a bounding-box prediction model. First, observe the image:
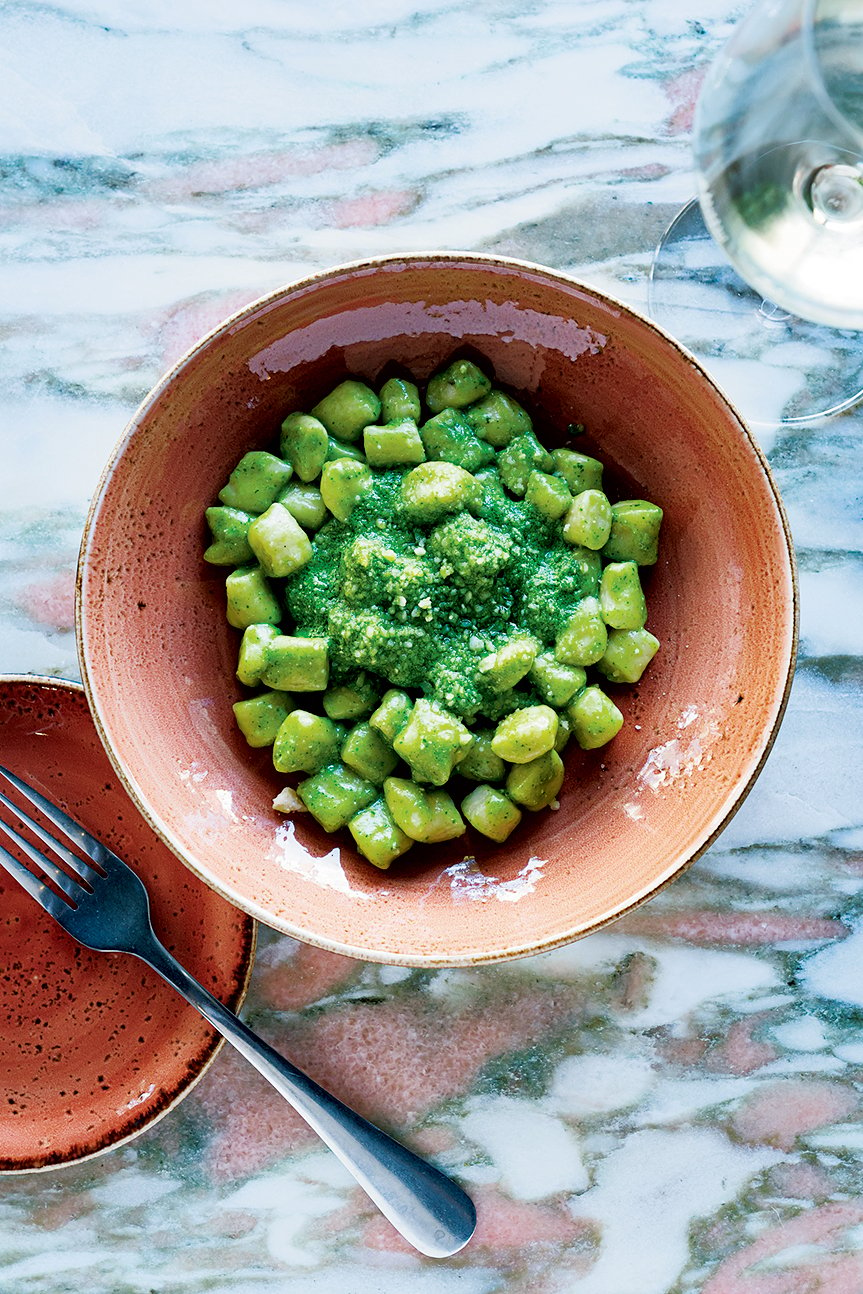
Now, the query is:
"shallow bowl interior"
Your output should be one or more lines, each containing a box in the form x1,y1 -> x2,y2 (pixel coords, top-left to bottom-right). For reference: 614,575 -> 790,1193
77,254 -> 796,967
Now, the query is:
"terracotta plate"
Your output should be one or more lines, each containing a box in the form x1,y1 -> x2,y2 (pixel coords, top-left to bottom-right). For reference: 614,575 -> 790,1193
77,254 -> 797,967
0,676 -> 255,1172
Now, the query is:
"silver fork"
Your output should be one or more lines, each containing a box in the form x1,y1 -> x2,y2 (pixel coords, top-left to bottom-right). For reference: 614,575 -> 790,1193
0,765 -> 475,1258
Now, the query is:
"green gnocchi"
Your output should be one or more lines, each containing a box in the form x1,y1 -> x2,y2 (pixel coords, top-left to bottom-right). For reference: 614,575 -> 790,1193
206,358 -> 663,869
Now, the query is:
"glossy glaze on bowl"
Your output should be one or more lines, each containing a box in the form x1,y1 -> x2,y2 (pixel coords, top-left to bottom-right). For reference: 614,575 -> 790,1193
77,254 -> 797,967
0,676 -> 255,1172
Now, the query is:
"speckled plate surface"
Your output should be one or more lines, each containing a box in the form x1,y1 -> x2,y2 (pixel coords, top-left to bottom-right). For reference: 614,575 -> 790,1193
0,676 -> 255,1173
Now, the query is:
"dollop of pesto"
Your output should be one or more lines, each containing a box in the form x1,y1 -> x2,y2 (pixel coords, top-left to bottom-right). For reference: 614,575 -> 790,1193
284,467 -> 599,722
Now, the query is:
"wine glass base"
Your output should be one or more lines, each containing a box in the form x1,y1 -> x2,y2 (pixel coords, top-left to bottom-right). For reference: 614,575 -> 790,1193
648,200 -> 863,426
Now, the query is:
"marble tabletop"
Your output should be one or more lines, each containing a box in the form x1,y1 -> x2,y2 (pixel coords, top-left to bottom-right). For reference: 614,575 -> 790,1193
2,1 -> 863,1291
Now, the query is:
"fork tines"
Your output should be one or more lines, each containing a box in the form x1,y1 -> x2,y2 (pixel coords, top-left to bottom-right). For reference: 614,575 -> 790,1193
0,766 -> 100,905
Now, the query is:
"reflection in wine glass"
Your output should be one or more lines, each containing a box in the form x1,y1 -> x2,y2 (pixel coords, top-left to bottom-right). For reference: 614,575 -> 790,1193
649,0 -> 863,425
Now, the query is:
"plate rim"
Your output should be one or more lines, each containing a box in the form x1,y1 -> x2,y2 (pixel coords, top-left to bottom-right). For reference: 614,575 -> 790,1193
74,253 -> 799,967
0,673 -> 257,1174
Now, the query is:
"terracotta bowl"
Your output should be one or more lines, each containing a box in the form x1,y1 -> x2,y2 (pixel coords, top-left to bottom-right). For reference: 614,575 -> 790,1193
77,253 -> 797,967
0,676 -> 255,1172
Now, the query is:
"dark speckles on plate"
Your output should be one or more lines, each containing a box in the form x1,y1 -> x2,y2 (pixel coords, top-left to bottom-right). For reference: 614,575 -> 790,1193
0,676 -> 255,1173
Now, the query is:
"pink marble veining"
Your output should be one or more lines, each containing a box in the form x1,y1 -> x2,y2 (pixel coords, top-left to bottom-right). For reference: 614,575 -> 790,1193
2,0 -> 863,1288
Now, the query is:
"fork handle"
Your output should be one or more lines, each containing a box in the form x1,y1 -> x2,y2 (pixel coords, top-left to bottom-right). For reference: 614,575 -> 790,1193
136,934 -> 475,1258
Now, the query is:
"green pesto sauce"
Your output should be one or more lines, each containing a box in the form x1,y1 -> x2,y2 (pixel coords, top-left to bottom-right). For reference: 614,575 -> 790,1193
284,467 -> 600,722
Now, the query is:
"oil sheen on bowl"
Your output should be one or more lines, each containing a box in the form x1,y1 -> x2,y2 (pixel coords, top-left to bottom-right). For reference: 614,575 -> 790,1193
76,253 -> 797,967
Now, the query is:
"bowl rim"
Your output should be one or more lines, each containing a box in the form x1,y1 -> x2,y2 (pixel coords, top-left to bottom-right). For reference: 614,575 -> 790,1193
0,672 -> 257,1173
75,251 -> 799,967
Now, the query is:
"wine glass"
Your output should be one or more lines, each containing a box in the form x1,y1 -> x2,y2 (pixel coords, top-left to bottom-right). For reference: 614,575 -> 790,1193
648,0 -> 863,425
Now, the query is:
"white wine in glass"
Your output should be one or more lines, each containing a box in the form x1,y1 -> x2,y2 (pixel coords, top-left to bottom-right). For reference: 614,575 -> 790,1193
650,0 -> 863,424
